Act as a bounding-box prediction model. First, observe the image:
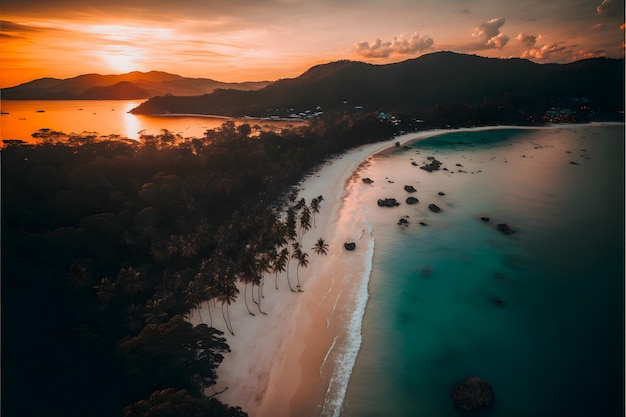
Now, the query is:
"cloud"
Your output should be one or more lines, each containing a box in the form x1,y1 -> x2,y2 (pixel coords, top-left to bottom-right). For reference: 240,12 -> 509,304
597,0 -> 625,17
472,18 -> 510,49
354,32 -> 434,58
516,33 -> 609,63
516,32 -> 537,48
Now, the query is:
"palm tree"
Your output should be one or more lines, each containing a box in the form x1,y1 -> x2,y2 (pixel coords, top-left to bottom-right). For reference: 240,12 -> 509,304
312,238 -> 329,255
239,271 -> 258,317
93,277 -> 116,304
295,249 -> 309,291
217,282 -> 239,336
299,206 -> 312,242
254,255 -> 271,314
118,266 -> 143,296
273,247 -> 289,290
186,278 -> 206,323
310,198 -> 320,227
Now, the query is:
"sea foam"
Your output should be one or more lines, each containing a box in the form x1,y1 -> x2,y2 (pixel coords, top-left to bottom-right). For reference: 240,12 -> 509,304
320,233 -> 375,417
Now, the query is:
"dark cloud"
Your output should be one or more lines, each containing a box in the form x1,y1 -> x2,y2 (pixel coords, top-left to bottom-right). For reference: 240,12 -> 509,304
354,32 -> 434,58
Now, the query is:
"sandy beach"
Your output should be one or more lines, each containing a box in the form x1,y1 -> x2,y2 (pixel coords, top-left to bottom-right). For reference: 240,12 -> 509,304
188,125 -> 559,416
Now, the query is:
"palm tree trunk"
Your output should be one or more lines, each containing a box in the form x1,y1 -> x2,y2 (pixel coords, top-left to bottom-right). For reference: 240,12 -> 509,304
296,266 -> 302,291
221,302 -> 234,336
197,306 -> 204,324
207,302 -> 213,327
244,284 -> 255,316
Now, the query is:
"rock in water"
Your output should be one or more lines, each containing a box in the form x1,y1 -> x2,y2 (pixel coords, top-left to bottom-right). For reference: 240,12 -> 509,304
404,185 -> 417,193
428,203 -> 442,213
344,242 -> 356,251
497,223 -> 515,234
451,376 -> 494,412
406,196 -> 419,205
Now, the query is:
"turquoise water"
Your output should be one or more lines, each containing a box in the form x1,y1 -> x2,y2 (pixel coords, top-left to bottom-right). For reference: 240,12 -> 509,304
341,126 -> 624,417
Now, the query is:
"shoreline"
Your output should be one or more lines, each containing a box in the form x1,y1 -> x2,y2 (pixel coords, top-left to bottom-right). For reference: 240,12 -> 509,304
189,123 -> 623,417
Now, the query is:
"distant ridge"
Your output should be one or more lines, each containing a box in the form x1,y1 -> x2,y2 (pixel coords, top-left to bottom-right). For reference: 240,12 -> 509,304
129,51 -> 625,124
1,71 -> 271,100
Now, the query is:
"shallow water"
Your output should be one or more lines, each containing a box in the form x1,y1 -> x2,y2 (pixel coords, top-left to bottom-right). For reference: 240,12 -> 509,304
339,125 -> 624,417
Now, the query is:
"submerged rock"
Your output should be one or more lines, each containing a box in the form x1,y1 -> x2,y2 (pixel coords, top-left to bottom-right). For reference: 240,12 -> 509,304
451,376 -> 494,412
344,242 -> 356,251
480,216 -> 490,222
404,185 -> 417,193
428,203 -> 442,213
497,223 -> 515,234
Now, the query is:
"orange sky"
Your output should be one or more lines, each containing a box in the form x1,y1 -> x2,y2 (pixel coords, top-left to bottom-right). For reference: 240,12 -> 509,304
1,0 -> 624,87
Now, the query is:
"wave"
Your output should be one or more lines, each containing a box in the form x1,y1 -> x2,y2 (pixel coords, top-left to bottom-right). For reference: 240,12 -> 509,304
320,233 -> 375,417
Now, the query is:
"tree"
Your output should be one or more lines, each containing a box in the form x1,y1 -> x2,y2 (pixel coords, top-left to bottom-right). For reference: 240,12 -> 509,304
310,197 -> 320,227
93,276 -> 116,304
117,315 -> 231,397
123,388 -> 248,417
272,247 -> 289,290
118,266 -> 143,297
291,242 -> 309,291
298,206 -> 312,242
216,282 -> 238,336
312,238 -> 329,255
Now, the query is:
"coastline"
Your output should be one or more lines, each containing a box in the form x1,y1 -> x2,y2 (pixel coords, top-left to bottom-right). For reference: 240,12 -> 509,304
189,123 -> 623,417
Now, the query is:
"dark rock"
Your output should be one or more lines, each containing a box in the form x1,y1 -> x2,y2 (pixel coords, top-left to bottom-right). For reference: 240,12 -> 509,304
362,177 -> 374,184
411,161 -> 418,166
398,218 -> 409,226
456,163 -> 463,167
492,297 -> 505,307
419,222 -> 428,226
406,196 -> 419,205
420,159 -> 442,172
395,141 -> 400,147
497,223 -> 515,234
569,161 -> 580,165
428,203 -> 442,213
438,191 -> 446,196
404,185 -> 417,193
344,242 -> 356,251
451,376 -> 494,412
377,198 -> 400,207
480,217 -> 490,222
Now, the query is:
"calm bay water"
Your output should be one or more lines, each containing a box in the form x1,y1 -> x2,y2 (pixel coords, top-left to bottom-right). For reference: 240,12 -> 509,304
0,100 -> 304,142
340,125 -> 624,417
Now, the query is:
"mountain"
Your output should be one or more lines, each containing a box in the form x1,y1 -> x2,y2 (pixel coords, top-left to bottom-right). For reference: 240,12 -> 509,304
1,71 -> 271,100
129,52 -> 624,123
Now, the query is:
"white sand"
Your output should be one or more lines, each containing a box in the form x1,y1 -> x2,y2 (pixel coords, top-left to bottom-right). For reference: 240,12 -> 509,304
188,125 -> 552,416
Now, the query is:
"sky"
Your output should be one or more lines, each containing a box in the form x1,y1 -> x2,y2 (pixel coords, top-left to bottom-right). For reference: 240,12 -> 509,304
1,0 -> 624,87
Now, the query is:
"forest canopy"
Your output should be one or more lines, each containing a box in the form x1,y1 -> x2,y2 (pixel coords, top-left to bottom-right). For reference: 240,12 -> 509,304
2,113 -> 397,416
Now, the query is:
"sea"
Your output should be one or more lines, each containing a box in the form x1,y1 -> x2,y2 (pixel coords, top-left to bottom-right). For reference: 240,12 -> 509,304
0,100 -> 304,143
335,125 -> 624,417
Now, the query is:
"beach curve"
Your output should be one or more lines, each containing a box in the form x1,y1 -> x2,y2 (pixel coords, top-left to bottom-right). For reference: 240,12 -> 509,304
188,125 -> 557,416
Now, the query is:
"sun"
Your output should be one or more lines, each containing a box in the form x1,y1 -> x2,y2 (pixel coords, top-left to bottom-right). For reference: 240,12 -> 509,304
99,50 -> 142,73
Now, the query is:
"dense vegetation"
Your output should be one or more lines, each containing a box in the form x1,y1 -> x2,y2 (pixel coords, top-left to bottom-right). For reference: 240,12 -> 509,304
2,114 -> 397,417
131,52 -> 625,124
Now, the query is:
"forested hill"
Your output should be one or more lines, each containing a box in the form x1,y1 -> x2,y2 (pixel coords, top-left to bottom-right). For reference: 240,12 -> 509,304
1,71 -> 271,100
130,52 -> 625,124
